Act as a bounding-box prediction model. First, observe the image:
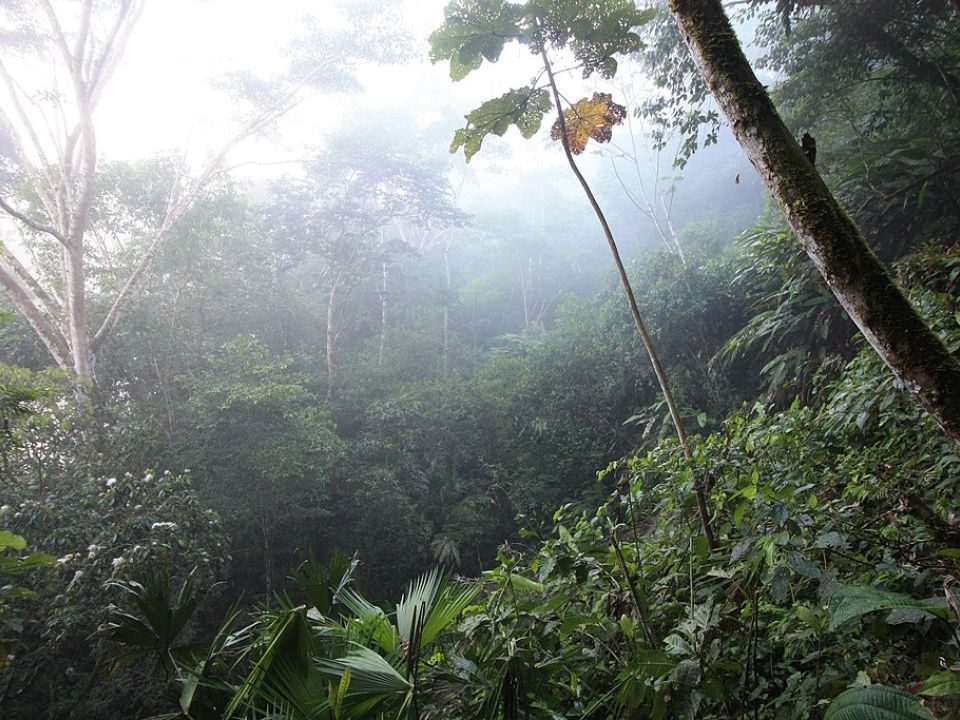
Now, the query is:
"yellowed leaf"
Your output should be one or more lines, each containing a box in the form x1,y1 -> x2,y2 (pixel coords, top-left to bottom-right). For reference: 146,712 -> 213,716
550,92 -> 626,154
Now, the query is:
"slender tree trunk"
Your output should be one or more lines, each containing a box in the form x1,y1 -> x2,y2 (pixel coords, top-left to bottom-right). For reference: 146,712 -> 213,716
442,243 -> 452,377
610,137 -> 687,265
519,259 -> 531,330
379,256 -> 388,368
659,196 -> 686,266
260,505 -> 273,600
670,0 -> 960,446
540,45 -> 716,550
325,274 -> 340,399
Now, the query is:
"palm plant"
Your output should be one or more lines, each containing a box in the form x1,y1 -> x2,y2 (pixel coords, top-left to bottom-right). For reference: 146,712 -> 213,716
101,568 -> 248,719
101,569 -> 210,678
225,567 -> 478,720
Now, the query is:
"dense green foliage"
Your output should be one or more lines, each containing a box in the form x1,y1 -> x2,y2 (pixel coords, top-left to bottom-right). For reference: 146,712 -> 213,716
0,0 -> 958,718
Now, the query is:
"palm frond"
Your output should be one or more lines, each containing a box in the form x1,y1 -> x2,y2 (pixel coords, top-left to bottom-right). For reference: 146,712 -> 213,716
317,643 -> 412,710
223,605 -> 313,718
396,568 -> 479,650
421,581 -> 478,649
292,551 -> 358,618
250,656 -> 331,720
338,587 -> 400,654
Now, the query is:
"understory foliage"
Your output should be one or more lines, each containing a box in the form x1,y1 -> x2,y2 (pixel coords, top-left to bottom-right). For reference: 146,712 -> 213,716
0,0 -> 958,718
0,369 -> 228,718
457,349 -> 960,720
425,251 -> 960,720
96,251 -> 959,719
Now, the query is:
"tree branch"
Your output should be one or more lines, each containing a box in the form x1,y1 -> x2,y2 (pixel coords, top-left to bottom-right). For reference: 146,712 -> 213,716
0,196 -> 67,245
39,0 -> 75,72
74,0 -> 94,79
0,243 -> 63,326
0,64 -> 60,220
0,258 -> 69,369
87,0 -> 140,112
94,54 -> 342,348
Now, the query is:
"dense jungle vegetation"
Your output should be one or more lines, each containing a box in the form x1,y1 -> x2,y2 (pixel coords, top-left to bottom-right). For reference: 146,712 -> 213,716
1,1 -> 959,718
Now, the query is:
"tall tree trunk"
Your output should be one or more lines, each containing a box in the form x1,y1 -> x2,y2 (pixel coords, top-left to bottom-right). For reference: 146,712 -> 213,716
260,504 -> 273,601
0,0 -> 357,385
65,244 -> 93,379
669,0 -> 960,446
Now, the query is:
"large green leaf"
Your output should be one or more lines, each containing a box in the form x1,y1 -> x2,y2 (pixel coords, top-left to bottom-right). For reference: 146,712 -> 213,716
251,655 -> 331,720
825,686 -> 935,720
102,569 -> 210,675
0,529 -> 27,551
222,606 -> 314,719
530,0 -> 652,78
920,670 -> 960,697
178,603 -> 246,716
505,573 -> 544,594
429,0 -> 530,80
828,585 -> 949,630
292,552 -> 357,617
450,87 -> 552,161
338,587 -> 400,655
0,550 -> 55,575
317,644 -> 411,702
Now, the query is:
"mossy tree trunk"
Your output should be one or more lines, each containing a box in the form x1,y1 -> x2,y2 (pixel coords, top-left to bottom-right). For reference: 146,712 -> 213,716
669,0 -> 960,445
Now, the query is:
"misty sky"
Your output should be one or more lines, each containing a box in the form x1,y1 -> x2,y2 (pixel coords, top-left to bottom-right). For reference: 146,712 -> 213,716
93,0 -> 713,215
4,0 -> 763,241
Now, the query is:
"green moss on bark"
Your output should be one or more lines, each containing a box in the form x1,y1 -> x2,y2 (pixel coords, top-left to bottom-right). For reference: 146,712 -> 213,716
669,0 -> 960,444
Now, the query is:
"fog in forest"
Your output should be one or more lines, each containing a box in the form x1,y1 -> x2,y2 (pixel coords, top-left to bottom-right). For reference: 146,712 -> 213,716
1,2 -> 957,719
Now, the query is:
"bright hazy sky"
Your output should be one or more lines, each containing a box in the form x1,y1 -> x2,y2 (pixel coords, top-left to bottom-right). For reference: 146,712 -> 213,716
91,0 -> 647,211
5,1 -> 757,218
99,2 -> 548,169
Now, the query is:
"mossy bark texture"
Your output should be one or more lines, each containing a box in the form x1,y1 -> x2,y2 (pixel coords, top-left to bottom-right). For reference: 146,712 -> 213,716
669,0 -> 960,445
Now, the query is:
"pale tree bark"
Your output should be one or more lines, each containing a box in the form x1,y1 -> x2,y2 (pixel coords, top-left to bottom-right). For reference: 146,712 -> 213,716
325,273 -> 341,400
442,239 -> 452,377
0,0 -> 141,380
669,0 -> 960,446
609,111 -> 687,265
517,255 -> 551,329
378,229 -> 388,368
0,1 -> 348,384
518,258 -> 531,330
